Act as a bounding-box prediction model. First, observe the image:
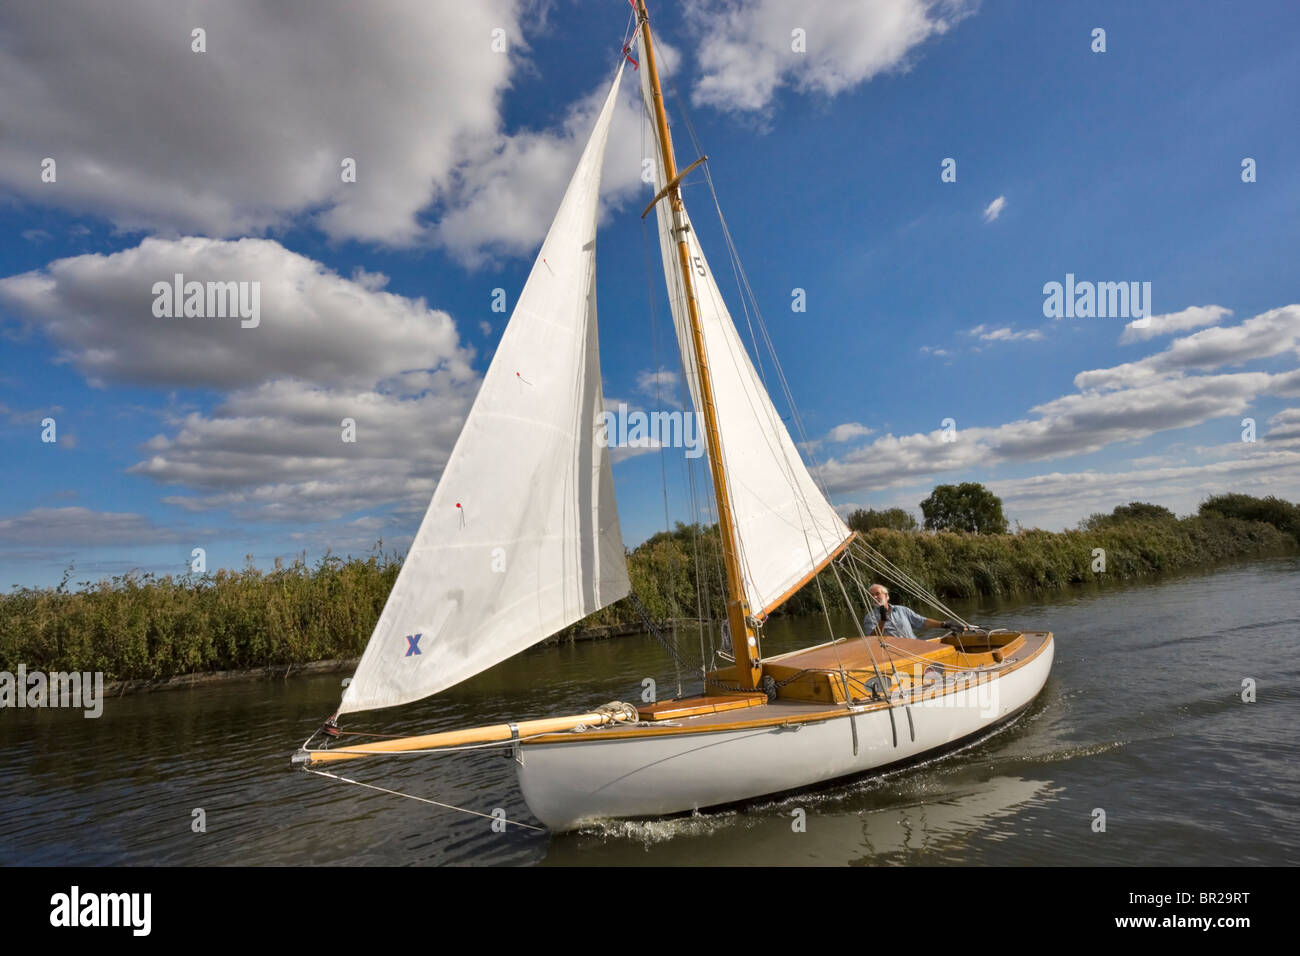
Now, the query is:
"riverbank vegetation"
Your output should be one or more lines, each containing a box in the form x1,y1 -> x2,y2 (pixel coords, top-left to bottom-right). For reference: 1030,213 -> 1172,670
1,492 -> 1295,682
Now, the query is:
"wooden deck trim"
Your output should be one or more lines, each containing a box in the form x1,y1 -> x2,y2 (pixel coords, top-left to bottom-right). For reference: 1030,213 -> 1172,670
637,693 -> 768,721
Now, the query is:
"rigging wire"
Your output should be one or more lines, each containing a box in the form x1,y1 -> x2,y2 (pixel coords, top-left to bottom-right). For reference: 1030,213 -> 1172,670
849,536 -> 971,626
304,767 -> 545,832
641,103 -> 686,699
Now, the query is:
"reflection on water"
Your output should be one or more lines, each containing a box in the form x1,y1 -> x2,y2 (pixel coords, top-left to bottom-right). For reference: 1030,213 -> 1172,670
548,768 -> 1061,866
1,556 -> 1297,865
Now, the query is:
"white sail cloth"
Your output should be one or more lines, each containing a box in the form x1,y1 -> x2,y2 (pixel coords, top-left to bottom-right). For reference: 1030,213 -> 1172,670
340,65 -> 629,715
637,43 -> 851,618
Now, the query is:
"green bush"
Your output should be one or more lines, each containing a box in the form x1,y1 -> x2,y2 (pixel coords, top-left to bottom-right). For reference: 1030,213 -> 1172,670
1199,493 -> 1300,543
846,507 -> 918,533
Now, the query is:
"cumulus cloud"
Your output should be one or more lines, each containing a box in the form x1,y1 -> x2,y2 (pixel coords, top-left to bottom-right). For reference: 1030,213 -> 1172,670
688,0 -> 972,113
827,422 -> 873,443
0,237 -> 483,522
133,378 -> 470,522
816,304 -> 1300,498
0,0 -> 643,261
1120,305 -> 1232,344
432,77 -> 646,267
1076,306 -> 1300,391
0,237 -> 474,390
0,1 -> 527,243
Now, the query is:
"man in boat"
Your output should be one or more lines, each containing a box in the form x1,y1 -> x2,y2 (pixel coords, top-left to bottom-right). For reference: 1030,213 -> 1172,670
865,584 -> 960,640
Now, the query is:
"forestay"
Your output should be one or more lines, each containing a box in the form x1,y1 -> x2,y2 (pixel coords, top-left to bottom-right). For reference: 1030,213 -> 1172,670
340,64 -> 630,715
636,41 -> 851,618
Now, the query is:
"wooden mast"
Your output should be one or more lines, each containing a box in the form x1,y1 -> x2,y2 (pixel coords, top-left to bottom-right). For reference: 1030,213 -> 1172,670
635,0 -> 761,691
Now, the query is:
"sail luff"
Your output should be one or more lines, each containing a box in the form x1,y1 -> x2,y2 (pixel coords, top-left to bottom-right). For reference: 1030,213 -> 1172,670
338,63 -> 629,716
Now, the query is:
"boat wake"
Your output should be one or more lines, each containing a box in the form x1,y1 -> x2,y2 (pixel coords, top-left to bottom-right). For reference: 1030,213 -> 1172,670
574,807 -> 751,845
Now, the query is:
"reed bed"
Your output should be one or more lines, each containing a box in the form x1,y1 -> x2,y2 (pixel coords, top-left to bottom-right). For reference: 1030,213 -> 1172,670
1,512 -> 1293,682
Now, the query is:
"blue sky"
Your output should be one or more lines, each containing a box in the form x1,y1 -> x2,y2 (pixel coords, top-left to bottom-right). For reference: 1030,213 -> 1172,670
1,0 -> 1298,589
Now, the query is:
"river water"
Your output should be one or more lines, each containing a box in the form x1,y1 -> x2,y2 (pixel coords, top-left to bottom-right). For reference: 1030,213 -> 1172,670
1,557 -> 1297,866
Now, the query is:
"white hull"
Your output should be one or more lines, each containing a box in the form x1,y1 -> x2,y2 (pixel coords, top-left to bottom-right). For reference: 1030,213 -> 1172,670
517,637 -> 1053,831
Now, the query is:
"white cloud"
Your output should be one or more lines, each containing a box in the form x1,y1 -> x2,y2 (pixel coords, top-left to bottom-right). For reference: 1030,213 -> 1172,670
0,237 -> 484,522
968,324 -> 1042,342
1265,408 -> 1300,444
1119,305 -> 1232,344
631,367 -> 684,411
815,305 -> 1300,498
430,76 -> 646,266
636,367 -> 680,394
133,378 -> 471,522
0,237 -> 475,390
827,422 -> 874,443
1076,305 -> 1300,391
688,0 -> 972,113
919,344 -> 950,357
982,195 -> 1006,223
0,1 -> 643,262
986,449 -> 1300,530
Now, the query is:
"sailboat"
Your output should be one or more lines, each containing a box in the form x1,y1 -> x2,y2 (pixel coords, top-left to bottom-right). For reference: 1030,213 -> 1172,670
292,1 -> 1055,833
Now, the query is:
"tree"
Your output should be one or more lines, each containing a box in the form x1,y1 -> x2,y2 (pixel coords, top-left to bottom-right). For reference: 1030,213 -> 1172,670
1199,493 -> 1300,543
846,507 -> 918,533
1081,501 -> 1176,529
1113,501 -> 1176,522
919,482 -> 1008,534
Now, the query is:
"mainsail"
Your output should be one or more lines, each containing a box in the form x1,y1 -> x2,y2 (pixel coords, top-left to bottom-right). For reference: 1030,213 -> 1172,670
340,64 -> 629,715
636,43 -> 851,619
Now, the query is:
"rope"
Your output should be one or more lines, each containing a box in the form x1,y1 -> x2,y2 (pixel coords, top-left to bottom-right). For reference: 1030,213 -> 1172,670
303,767 -> 545,832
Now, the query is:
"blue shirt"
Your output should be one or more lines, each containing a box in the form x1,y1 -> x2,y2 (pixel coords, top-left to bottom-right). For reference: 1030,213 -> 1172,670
863,604 -> 928,640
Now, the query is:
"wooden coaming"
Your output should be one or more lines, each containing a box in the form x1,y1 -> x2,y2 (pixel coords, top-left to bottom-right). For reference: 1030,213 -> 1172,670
637,693 -> 768,721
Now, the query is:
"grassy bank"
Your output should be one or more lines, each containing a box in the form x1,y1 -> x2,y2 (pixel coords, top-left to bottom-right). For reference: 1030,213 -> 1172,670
1,513 -> 1294,683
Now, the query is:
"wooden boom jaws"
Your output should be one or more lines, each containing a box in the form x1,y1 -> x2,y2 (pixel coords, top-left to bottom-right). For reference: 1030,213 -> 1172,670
641,156 -> 708,219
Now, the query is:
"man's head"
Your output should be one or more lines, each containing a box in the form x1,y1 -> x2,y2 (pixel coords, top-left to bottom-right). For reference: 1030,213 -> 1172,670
868,584 -> 890,609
